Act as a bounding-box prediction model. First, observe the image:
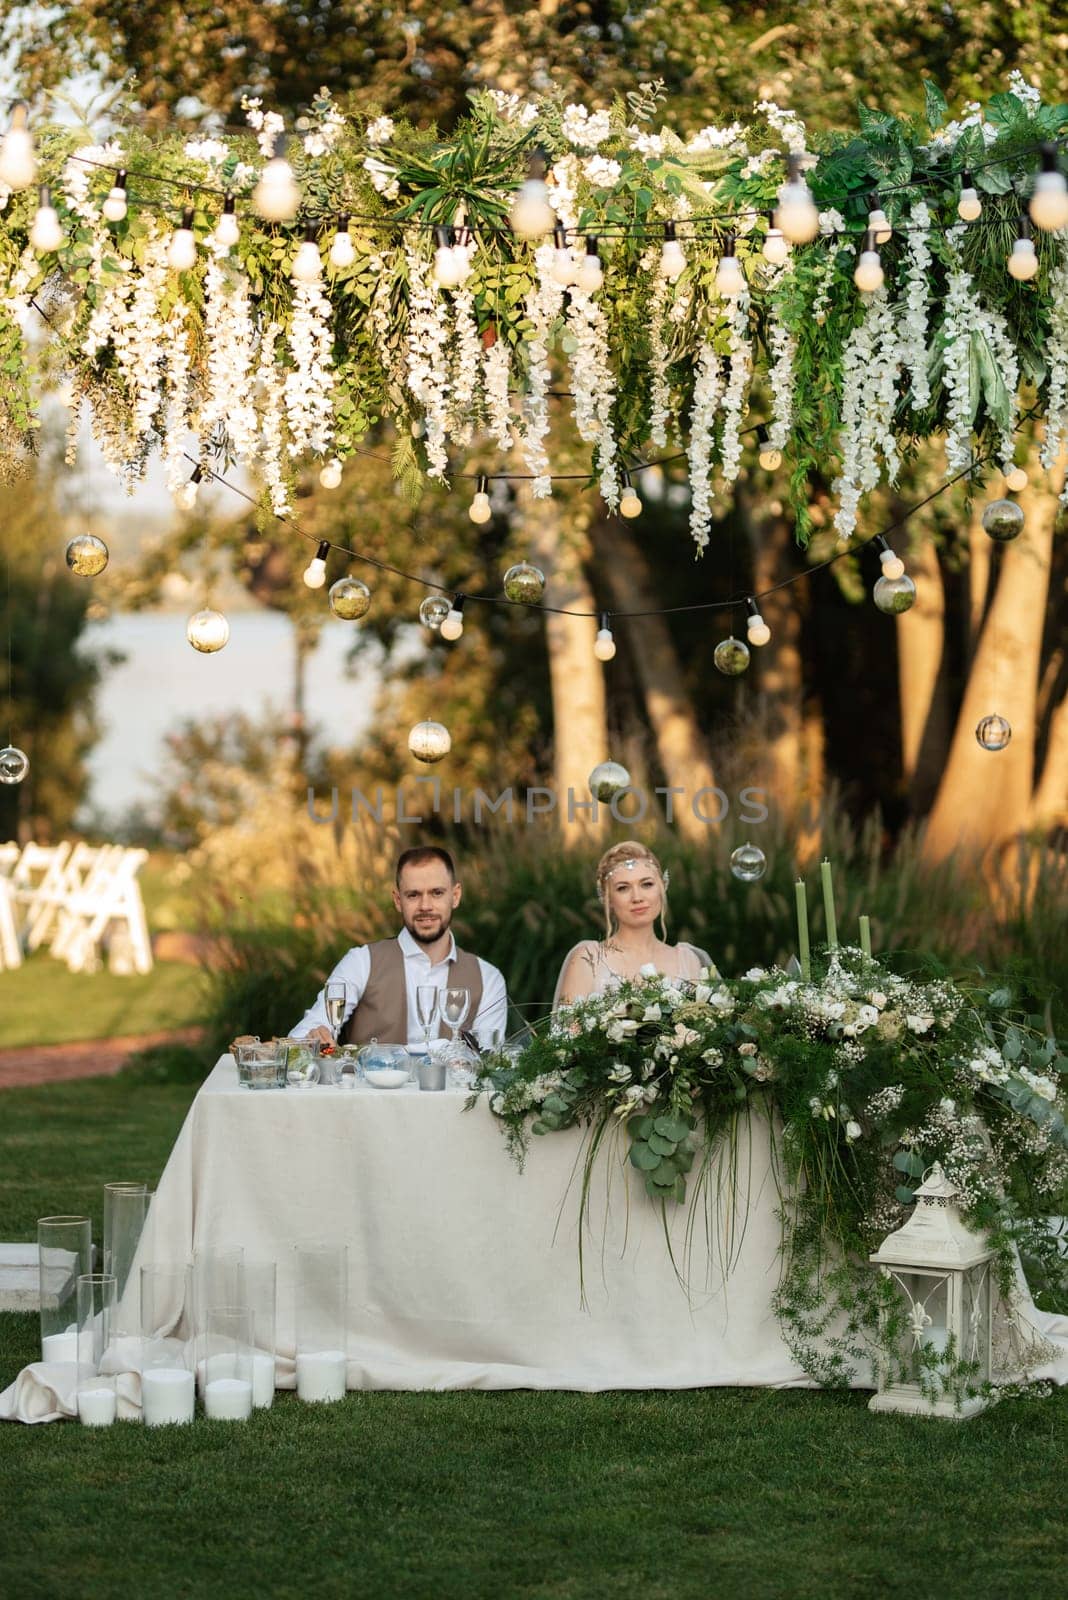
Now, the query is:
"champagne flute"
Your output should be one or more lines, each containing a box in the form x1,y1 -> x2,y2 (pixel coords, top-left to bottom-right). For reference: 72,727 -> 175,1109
325,981 -> 347,1042
416,984 -> 439,1056
442,987 -> 471,1078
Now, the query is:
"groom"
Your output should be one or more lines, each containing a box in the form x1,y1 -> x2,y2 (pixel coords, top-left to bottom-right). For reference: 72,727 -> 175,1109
291,845 -> 508,1050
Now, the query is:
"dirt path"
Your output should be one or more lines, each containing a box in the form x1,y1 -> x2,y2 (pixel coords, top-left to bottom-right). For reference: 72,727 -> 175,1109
0,1028 -> 206,1089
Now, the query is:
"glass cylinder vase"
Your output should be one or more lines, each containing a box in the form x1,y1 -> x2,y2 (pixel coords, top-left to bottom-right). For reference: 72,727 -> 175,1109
294,1245 -> 348,1403
38,1215 -> 92,1363
140,1262 -> 195,1427
103,1181 -> 150,1361
76,1271 -> 117,1373
244,1259 -> 277,1409
202,1307 -> 253,1421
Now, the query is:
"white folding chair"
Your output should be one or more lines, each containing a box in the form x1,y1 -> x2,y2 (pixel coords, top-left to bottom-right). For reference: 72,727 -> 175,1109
0,841 -> 21,877
49,844 -> 117,962
0,877 -> 22,969
59,847 -> 153,975
18,840 -> 75,951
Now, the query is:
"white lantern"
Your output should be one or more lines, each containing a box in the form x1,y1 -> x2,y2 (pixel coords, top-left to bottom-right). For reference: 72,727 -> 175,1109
868,1162 -> 994,1420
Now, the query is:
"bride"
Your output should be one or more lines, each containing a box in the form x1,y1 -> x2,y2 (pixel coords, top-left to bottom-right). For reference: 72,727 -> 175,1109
554,841 -> 716,1006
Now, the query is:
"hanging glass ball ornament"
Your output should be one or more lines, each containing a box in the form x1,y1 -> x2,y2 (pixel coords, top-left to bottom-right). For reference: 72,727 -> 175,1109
502,561 -> 546,605
981,499 -> 1025,543
872,574 -> 917,614
408,720 -> 452,763
0,745 -> 30,784
730,841 -> 767,882
975,714 -> 1012,752
713,636 -> 750,676
65,532 -> 109,577
186,608 -> 230,653
419,595 -> 451,631
328,577 -> 371,620
588,760 -> 631,803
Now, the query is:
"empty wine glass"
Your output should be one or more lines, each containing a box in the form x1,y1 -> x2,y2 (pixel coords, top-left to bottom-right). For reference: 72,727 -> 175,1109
416,985 -> 439,1056
442,987 -> 470,1054
324,981 -> 347,1042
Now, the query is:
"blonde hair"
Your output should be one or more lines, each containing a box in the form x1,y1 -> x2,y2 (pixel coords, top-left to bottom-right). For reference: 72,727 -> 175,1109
596,841 -> 668,939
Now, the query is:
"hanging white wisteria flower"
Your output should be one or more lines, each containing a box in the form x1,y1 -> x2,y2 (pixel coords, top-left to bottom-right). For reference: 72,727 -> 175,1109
285,280 -> 336,460
404,243 -> 452,480
939,230 -> 977,474
687,343 -> 724,552
900,200 -> 932,413
833,285 -> 903,541
256,322 -> 292,516
1040,245 -> 1068,490
765,295 -> 797,456
201,251 -> 260,464
720,292 -> 753,483
483,336 -> 513,453
516,243 -> 567,497
447,283 -> 482,450
644,251 -> 673,450
564,284 -> 620,509
160,301 -> 195,497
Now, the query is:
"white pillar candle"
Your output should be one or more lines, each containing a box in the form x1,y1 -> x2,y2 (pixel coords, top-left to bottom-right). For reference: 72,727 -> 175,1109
296,1350 -> 347,1403
41,1329 -> 83,1364
204,1376 -> 253,1421
252,1351 -> 275,1409
141,1366 -> 195,1426
77,1386 -> 117,1427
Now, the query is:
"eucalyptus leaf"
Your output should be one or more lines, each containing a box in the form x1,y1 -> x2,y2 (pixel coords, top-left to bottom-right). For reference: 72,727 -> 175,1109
895,1185 -> 917,1206
648,1133 -> 678,1157
893,1149 -> 925,1178
650,1161 -> 679,1187
653,1115 -> 691,1143
630,1142 -> 662,1172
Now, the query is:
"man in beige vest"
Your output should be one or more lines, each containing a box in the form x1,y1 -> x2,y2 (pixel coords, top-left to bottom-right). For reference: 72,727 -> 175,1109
290,845 -> 508,1050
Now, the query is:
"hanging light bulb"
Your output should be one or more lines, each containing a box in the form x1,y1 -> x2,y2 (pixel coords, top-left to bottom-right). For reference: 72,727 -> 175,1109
762,214 -> 790,265
1008,216 -> 1038,281
433,224 -> 465,289
502,562 -> 546,604
875,535 -> 905,581
574,235 -> 603,294
866,199 -> 892,245
303,540 -> 330,590
102,171 -> 128,223
774,153 -> 819,244
509,150 -> 554,239
957,172 -> 982,223
746,598 -> 771,647
253,135 -> 301,222
319,458 -> 343,490
660,220 -> 686,280
469,475 -> 492,524
186,608 -> 230,653
872,573 -> 916,614
593,614 -> 616,661
329,215 -> 355,268
550,223 -> 575,285
757,434 -> 782,471
29,186 -> 63,253
291,224 -> 322,284
1029,145 -> 1068,232
419,595 -> 451,631
715,234 -> 745,298
409,720 -> 452,764
853,229 -> 884,293
168,207 -> 197,272
213,193 -> 239,250
174,465 -> 203,511
1003,464 -> 1028,492
0,745 -> 30,784
619,474 -> 642,518
328,577 -> 372,619
440,594 -> 466,641
0,102 -> 36,191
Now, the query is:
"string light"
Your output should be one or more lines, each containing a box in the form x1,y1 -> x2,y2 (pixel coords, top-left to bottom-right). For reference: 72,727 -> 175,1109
1004,464 -> 1028,492
867,200 -> 892,245
619,473 -> 642,518
509,150 -> 555,239
419,595 -> 451,630
853,229 -> 884,292
440,594 -> 466,641
574,235 -> 603,294
593,614 -> 616,661
174,464 -> 203,510
550,223 -> 576,285
291,224 -> 322,284
762,214 -> 790,265
715,233 -> 744,297
29,187 -> 63,253
1008,216 -> 1038,281
253,135 -> 300,222
102,171 -> 128,223
875,535 -> 905,581
0,102 -> 36,190
329,215 -> 355,268
1029,144 -> 1068,232
167,207 -> 197,271
957,172 -> 982,222
757,434 -> 782,471
319,458 -> 343,489
660,220 -> 685,280
186,607 -> 230,652
302,540 -> 330,589
746,598 -> 771,647
774,153 -> 819,244
469,475 -> 492,524
213,193 -> 239,249
433,224 -> 466,288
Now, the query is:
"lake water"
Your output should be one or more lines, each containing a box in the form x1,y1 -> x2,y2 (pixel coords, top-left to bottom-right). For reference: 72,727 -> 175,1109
83,611 -> 378,824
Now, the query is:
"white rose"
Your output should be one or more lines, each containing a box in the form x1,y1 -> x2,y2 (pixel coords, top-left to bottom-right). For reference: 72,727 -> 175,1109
639,963 -> 659,978
869,991 -> 887,1009
738,1042 -> 758,1057
695,984 -> 712,1004
939,1097 -> 957,1116
907,1013 -> 934,1034
743,967 -> 767,982
845,1120 -> 862,1141
642,1003 -> 662,1022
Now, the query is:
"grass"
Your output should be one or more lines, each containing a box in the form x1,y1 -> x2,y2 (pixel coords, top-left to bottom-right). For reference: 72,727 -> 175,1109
0,954 -> 206,1049
1,1077 -> 1065,1600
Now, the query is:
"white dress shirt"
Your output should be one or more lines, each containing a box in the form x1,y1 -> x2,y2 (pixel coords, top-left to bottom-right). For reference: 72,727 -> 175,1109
290,927 -> 509,1050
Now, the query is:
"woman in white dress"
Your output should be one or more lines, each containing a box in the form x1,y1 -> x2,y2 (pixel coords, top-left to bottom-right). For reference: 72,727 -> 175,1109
554,841 -> 716,1006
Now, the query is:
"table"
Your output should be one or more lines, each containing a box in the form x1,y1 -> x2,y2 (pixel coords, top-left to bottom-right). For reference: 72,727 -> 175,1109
135,1056 -> 812,1392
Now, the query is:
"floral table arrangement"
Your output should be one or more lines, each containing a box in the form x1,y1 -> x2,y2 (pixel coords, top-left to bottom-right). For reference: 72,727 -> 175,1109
475,949 -> 1068,1400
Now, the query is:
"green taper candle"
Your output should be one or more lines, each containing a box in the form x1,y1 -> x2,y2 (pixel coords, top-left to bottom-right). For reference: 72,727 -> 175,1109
795,878 -> 811,980
859,914 -> 872,958
820,858 -> 838,951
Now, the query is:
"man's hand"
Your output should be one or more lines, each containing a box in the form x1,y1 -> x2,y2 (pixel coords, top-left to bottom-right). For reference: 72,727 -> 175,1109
305,1025 -> 335,1047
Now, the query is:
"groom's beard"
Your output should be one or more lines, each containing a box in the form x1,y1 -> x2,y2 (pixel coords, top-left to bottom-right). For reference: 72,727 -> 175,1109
404,908 -> 453,946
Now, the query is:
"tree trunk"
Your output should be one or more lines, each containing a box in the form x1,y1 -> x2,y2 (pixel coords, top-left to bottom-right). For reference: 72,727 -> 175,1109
523,496 -> 607,841
748,507 -> 804,807
922,480 -> 1058,863
1031,685 -> 1068,832
590,515 -> 716,842
896,535 -> 951,813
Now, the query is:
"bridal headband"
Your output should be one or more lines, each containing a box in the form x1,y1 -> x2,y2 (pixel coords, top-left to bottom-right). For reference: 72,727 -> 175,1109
600,859 -> 670,889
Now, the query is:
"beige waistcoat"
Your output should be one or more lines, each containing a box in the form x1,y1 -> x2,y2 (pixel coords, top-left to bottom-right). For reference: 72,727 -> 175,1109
339,938 -> 484,1046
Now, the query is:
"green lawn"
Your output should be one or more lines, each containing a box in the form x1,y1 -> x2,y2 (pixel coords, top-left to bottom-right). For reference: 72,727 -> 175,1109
0,954 -> 206,1048
0,1078 -> 1065,1600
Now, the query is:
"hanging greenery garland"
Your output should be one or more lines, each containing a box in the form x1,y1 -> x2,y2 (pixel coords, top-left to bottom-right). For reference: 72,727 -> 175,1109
1,75 -> 1067,550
